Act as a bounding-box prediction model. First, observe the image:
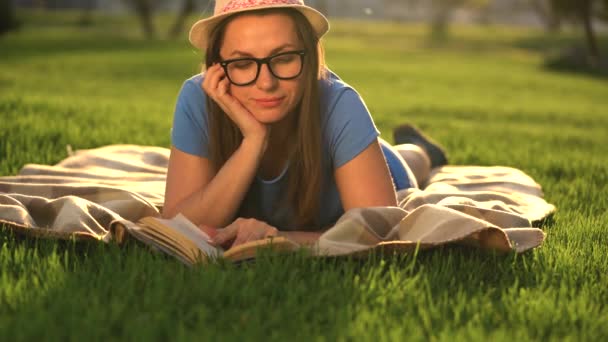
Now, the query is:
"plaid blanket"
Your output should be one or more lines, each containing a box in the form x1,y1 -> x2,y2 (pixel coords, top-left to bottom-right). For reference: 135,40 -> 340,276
0,145 -> 554,255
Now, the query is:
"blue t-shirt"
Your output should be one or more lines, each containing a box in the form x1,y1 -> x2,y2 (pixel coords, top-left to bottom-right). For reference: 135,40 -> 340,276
171,71 -> 382,230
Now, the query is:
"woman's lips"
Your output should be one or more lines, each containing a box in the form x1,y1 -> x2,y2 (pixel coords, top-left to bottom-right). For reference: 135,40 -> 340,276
254,96 -> 285,108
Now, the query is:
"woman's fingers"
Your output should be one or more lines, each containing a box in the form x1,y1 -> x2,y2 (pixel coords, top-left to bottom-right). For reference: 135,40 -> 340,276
211,223 -> 238,246
203,65 -> 229,102
201,64 -> 218,90
203,66 -> 224,98
215,79 -> 237,112
217,76 -> 229,97
202,65 -> 268,141
198,224 -> 218,240
211,219 -> 279,249
202,66 -> 235,117
230,231 -> 254,249
203,66 -> 238,117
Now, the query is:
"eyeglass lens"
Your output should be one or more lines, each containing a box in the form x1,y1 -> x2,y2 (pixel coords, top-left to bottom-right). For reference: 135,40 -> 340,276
224,51 -> 304,86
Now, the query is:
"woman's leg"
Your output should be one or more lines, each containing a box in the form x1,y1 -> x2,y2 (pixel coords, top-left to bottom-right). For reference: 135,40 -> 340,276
393,124 -> 448,169
379,138 -> 419,190
393,144 -> 432,186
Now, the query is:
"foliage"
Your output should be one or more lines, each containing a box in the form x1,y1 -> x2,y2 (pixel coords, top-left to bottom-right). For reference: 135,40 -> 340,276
548,0 -> 608,65
548,0 -> 608,19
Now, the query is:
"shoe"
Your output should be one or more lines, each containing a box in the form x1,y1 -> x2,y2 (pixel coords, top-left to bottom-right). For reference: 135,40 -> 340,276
393,124 -> 448,168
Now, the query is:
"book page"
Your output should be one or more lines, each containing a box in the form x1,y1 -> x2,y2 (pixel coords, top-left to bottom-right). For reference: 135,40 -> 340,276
223,236 -> 300,262
128,225 -> 198,265
146,214 -> 223,258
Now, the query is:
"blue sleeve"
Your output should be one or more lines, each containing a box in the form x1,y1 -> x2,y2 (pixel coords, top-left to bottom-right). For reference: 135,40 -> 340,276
325,88 -> 380,168
171,77 -> 209,158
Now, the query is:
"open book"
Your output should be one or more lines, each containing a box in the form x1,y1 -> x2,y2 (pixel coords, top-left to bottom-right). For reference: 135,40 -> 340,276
113,214 -> 301,266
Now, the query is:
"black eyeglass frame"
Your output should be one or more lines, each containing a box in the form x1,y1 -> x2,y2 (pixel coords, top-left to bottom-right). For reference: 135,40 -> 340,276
219,50 -> 307,86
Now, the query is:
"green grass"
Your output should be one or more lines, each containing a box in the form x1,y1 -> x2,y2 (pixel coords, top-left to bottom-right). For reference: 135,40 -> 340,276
1,11 -> 608,341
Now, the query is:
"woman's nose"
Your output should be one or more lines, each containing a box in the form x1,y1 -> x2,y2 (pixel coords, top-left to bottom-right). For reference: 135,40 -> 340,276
255,63 -> 278,90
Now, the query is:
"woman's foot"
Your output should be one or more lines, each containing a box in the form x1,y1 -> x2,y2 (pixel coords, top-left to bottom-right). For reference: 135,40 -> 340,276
393,124 -> 448,168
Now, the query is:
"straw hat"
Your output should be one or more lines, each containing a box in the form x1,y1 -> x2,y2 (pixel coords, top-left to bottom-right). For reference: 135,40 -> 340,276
189,0 -> 330,50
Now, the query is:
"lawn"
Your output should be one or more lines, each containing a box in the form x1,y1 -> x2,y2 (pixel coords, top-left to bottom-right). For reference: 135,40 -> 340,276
1,11 -> 607,341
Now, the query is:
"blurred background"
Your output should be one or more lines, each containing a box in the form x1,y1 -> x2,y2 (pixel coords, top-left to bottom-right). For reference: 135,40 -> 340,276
1,0 -> 607,173
2,0 -> 607,71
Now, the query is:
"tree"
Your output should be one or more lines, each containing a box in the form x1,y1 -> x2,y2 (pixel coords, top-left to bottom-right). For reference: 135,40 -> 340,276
125,0 -> 211,40
125,0 -> 158,39
429,0 -> 489,40
168,0 -> 195,39
0,0 -> 19,36
78,0 -> 96,27
430,0 -> 460,40
549,0 -> 607,67
530,0 -> 562,32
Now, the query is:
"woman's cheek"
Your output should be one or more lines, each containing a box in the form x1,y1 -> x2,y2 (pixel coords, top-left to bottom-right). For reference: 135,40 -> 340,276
230,87 -> 248,104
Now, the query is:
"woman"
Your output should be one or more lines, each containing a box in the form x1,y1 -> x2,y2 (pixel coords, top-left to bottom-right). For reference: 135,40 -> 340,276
163,0 -> 446,249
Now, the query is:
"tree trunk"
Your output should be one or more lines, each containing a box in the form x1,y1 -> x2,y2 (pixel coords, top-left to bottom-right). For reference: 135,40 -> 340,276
531,0 -> 561,32
547,13 -> 562,32
579,0 -> 600,66
78,0 -> 96,27
131,0 -> 156,39
431,0 -> 458,41
0,0 -> 19,35
168,0 -> 195,39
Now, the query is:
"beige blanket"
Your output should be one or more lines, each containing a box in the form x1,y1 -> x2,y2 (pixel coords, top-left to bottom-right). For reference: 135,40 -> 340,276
0,145 -> 555,256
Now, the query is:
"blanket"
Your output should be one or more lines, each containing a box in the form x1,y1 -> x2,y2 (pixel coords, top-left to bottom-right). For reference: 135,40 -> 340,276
0,145 -> 555,256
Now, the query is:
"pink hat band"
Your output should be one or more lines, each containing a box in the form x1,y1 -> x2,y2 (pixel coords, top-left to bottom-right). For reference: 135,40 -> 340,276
189,0 -> 329,50
219,0 -> 303,14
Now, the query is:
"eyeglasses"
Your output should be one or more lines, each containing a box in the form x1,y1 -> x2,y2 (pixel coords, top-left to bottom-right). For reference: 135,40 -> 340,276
219,50 -> 306,86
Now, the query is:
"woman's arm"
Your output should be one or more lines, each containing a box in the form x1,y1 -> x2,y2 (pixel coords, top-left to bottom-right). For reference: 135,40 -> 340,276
208,138 -> 397,250
334,138 -> 398,210
162,136 -> 266,227
164,65 -> 271,227
187,138 -> 396,250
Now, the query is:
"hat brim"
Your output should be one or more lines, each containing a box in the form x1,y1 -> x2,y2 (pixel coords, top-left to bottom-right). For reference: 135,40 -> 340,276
188,4 -> 329,50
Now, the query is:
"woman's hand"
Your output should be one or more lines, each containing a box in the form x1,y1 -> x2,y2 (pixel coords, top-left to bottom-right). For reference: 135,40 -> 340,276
202,64 -> 269,144
209,217 -> 279,250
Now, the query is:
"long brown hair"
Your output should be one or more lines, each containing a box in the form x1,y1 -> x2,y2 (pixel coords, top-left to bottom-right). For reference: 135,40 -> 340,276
204,8 -> 327,228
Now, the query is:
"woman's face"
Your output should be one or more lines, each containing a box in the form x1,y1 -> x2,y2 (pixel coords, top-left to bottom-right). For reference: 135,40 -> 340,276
219,12 -> 305,124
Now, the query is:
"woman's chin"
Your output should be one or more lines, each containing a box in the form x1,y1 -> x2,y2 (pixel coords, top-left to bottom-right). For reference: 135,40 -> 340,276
252,108 -> 290,124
